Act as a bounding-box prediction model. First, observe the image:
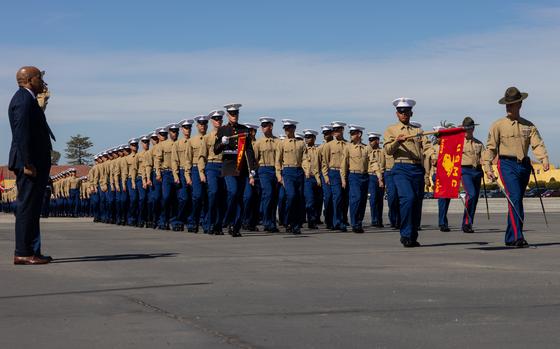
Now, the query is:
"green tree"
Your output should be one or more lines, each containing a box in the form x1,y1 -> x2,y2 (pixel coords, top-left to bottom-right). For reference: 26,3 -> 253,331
65,134 -> 94,165
50,150 -> 61,165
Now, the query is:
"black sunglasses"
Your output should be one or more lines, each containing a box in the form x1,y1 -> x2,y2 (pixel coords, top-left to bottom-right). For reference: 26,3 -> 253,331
397,108 -> 412,114
197,121 -> 208,125
211,116 -> 224,121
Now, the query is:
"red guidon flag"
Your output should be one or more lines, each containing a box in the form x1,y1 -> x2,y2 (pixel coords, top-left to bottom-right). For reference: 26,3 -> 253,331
236,133 -> 247,171
0,168 -> 4,192
434,127 -> 466,199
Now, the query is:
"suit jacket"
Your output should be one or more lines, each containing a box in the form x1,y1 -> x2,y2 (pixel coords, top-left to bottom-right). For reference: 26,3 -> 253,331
8,88 -> 54,171
214,123 -> 256,177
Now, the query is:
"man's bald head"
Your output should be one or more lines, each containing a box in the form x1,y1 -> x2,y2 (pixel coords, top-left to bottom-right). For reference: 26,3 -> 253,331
16,66 -> 45,95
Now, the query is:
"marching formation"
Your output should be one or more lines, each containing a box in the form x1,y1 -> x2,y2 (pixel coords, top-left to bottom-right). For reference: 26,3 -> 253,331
5,86 -> 548,249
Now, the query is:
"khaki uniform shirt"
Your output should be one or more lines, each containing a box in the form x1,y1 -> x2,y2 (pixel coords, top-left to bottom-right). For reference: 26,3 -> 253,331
341,142 -> 372,182
462,137 -> 484,167
321,139 -> 347,181
253,136 -> 278,167
200,130 -> 222,168
317,142 -> 330,179
88,165 -> 98,192
185,134 -> 206,181
125,152 -> 139,187
275,138 -> 307,178
482,116 -> 549,173
368,147 -> 383,177
380,149 -> 394,172
384,122 -> 432,180
68,176 -> 81,190
171,137 -> 189,182
137,150 -> 149,185
52,181 -> 60,198
155,139 -> 176,178
110,158 -> 121,190
144,146 -> 156,178
99,160 -> 110,191
302,145 -> 321,183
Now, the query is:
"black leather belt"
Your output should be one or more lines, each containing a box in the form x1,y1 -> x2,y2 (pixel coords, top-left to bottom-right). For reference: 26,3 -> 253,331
461,165 -> 482,170
498,155 -> 529,163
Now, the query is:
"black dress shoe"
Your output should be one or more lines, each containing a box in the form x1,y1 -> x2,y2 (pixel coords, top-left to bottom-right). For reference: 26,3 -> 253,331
267,227 -> 280,233
232,229 -> 243,237
462,225 -> 475,234
246,226 -> 259,232
308,223 -> 318,229
339,226 -> 347,232
228,226 -> 235,236
213,229 -> 224,235
36,254 -> 53,262
292,227 -> 301,235
352,227 -> 364,234
506,239 -> 529,248
439,225 -> 450,232
285,225 -> 293,234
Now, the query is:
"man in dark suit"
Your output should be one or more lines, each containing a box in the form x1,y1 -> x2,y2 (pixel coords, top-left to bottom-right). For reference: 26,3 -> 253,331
213,103 -> 256,237
8,66 -> 56,265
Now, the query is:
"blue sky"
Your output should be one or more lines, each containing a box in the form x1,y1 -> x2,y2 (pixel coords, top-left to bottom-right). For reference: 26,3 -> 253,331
1,0 -> 559,164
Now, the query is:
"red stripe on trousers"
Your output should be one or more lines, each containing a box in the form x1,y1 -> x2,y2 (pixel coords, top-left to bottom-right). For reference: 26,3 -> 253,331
497,160 -> 519,240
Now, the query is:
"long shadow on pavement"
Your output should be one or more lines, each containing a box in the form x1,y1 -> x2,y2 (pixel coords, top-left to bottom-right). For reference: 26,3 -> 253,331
51,253 -> 178,263
421,242 -> 489,247
469,242 -> 560,251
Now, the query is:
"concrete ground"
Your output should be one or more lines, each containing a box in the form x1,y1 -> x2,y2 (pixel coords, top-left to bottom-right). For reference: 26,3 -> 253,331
1,207 -> 559,348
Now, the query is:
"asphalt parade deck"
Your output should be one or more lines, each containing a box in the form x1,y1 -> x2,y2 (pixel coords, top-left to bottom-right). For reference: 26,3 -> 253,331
1,211 -> 559,348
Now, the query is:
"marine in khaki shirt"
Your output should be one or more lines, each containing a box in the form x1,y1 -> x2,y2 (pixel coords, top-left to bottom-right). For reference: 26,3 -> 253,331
483,117 -> 549,179
124,141 -> 139,189
320,132 -> 348,183
275,135 -> 307,183
154,134 -> 176,180
253,135 -> 278,168
171,121 -> 192,183
110,152 -> 122,191
317,125 -> 334,180
340,137 -> 371,185
68,172 -> 81,191
200,129 -> 222,171
302,141 -> 321,184
185,131 -> 207,183
137,136 -> 151,188
481,87 -> 549,247
462,136 -> 484,168
384,121 -> 432,186
116,148 -> 130,191
150,128 -> 168,182
88,161 -> 100,193
144,134 -> 160,186
367,133 -> 384,182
